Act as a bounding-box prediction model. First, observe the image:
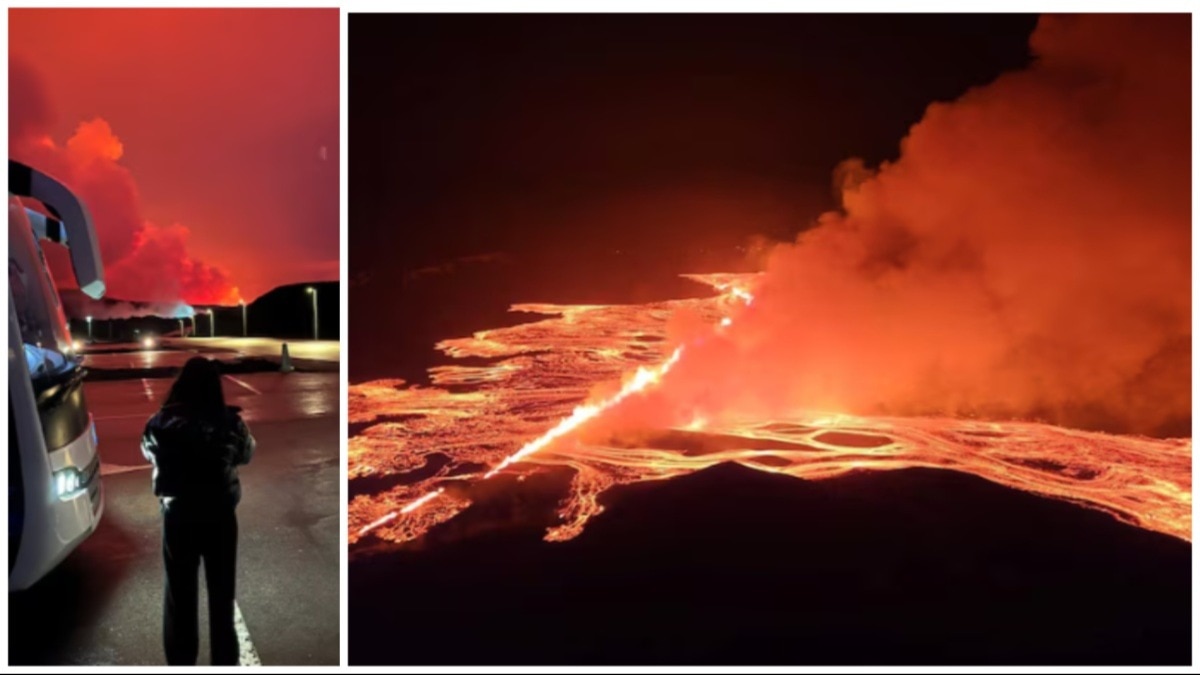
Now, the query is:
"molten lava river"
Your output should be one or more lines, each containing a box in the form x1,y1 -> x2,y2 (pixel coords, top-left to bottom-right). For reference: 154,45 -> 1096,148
349,274 -> 1191,551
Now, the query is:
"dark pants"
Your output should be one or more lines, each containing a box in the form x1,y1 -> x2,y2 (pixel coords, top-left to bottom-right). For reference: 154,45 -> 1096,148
162,502 -> 239,666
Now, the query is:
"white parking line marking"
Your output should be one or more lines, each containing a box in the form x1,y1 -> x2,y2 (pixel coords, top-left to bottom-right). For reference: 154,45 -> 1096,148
234,601 -> 261,666
224,375 -> 262,396
141,378 -> 154,401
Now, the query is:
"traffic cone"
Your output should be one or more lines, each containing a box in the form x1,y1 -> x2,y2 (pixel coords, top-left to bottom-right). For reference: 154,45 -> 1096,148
280,342 -> 295,373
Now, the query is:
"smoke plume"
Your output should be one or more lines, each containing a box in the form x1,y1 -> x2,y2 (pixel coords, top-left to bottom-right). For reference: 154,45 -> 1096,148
645,15 -> 1190,436
9,57 -> 241,309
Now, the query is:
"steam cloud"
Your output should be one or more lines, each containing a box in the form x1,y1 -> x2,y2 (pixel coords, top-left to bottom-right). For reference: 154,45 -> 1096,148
60,291 -> 195,321
643,15 -> 1190,436
8,57 -> 241,309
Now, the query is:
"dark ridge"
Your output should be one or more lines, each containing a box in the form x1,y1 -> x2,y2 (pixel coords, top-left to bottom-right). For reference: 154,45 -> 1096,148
351,463 -> 1190,665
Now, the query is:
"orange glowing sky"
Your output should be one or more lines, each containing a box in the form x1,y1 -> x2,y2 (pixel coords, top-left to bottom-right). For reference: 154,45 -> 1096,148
9,8 -> 339,303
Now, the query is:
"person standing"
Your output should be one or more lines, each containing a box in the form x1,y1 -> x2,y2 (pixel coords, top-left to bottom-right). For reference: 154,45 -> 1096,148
141,357 -> 255,665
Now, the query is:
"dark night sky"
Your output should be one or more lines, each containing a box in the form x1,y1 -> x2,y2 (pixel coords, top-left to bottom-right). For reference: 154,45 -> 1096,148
350,13 -> 1039,381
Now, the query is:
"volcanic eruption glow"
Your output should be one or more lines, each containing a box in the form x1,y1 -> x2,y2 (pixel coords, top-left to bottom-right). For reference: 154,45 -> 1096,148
349,275 -> 1190,549
349,15 -> 1190,553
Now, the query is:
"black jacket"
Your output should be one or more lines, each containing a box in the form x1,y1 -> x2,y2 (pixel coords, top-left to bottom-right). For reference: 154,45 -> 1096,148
141,404 -> 255,507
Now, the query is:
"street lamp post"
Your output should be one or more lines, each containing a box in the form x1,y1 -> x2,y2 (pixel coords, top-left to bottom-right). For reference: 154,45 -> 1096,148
207,309 -> 215,338
240,299 -> 247,337
306,287 -> 318,340
178,318 -> 185,337
86,315 -> 93,341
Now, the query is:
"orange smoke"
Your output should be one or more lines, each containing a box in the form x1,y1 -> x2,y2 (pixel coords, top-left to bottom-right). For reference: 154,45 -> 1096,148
650,15 -> 1190,436
10,57 -> 240,306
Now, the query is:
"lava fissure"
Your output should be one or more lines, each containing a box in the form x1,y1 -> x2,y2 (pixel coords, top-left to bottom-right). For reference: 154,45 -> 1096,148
349,275 -> 1190,549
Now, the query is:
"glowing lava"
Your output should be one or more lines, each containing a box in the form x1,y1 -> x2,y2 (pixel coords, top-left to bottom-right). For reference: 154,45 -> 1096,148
355,488 -> 445,538
354,278 -> 755,538
349,274 -> 1190,550
485,345 -> 685,479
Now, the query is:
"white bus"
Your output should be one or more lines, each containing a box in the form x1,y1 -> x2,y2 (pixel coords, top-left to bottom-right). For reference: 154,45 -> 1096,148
9,160 -> 106,590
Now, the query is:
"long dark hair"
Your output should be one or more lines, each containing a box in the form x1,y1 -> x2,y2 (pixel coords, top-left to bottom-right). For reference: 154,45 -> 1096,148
163,357 -> 226,419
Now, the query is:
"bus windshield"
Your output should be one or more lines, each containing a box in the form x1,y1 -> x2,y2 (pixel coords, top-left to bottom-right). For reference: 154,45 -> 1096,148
9,196 -> 80,389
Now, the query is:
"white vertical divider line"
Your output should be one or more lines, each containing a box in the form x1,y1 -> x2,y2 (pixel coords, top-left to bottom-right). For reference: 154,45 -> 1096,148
337,5 -> 350,669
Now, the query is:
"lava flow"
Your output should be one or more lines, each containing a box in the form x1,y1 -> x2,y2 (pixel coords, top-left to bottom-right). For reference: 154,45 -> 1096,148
349,274 -> 1191,550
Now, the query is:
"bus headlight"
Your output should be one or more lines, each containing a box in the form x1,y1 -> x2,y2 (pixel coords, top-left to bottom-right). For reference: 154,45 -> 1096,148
54,467 -> 85,500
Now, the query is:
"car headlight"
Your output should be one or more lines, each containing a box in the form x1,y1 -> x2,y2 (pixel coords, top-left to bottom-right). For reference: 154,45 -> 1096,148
54,467 -> 85,500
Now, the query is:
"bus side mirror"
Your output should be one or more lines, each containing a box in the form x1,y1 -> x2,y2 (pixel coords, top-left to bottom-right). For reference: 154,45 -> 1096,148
9,160 -> 106,299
